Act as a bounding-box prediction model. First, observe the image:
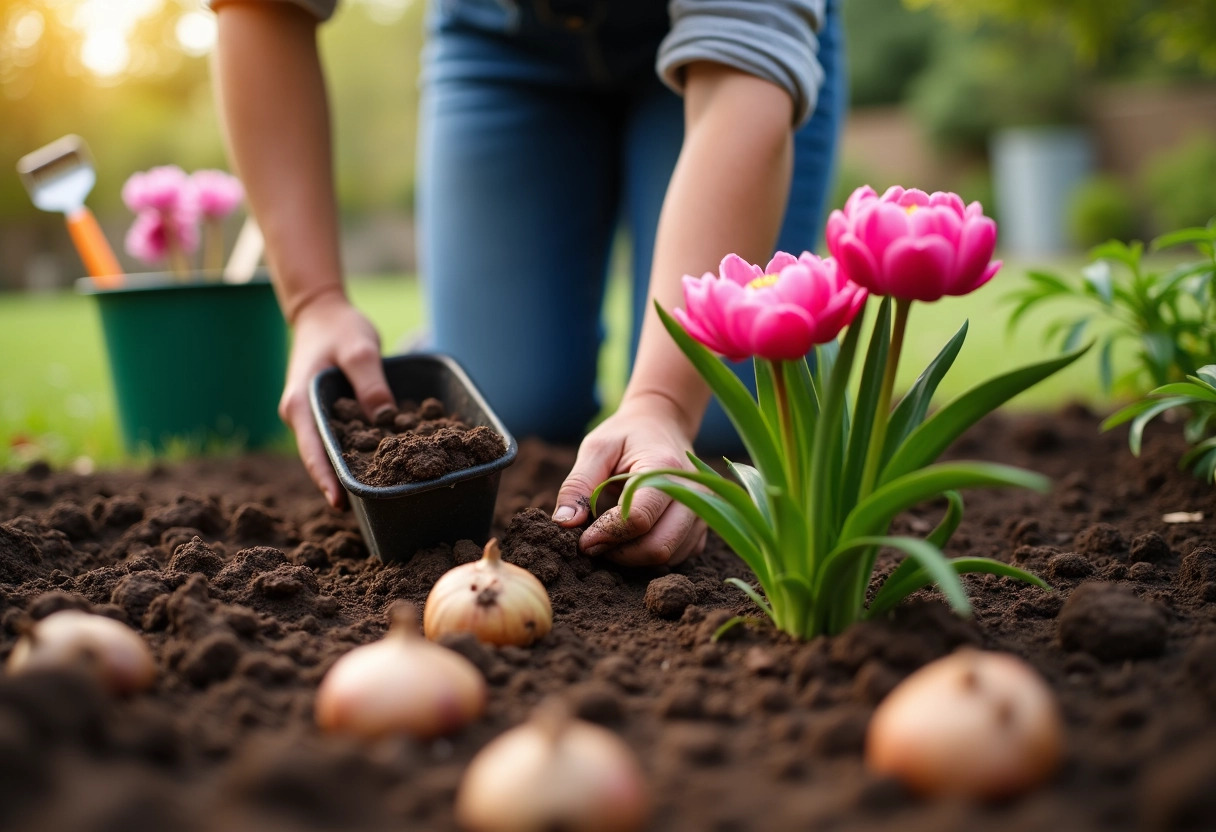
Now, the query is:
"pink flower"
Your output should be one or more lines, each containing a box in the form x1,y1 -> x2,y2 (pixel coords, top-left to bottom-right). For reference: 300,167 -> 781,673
674,252 -> 868,362
825,185 -> 1001,302
124,209 -> 200,266
191,169 -> 244,220
122,165 -> 196,216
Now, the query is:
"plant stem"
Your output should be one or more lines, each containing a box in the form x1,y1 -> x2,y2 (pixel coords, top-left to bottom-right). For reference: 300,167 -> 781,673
769,359 -> 801,502
204,218 -> 224,275
858,299 -> 912,499
167,234 -> 191,281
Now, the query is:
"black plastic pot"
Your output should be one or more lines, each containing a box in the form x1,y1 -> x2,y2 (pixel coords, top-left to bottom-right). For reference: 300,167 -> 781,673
310,353 -> 517,562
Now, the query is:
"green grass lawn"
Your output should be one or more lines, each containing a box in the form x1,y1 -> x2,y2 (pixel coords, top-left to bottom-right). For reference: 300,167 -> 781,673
0,260 -> 1136,472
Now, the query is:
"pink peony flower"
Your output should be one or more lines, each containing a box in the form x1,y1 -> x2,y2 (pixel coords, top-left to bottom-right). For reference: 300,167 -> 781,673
124,210 -> 168,264
825,185 -> 1001,302
190,169 -> 244,220
674,252 -> 868,362
124,209 -> 200,266
122,165 -> 197,216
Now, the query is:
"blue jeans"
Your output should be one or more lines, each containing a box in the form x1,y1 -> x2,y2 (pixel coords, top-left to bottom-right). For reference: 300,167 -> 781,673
416,0 -> 846,449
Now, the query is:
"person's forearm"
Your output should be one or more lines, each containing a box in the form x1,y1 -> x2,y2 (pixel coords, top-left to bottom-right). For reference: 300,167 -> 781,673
212,3 -> 345,323
622,62 -> 795,436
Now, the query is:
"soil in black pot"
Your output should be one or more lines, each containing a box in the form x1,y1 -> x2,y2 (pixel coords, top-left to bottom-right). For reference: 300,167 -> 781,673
328,396 -> 506,487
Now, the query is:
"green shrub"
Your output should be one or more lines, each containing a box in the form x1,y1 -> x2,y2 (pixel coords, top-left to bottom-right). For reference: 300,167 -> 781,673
908,28 -> 1083,157
1143,135 -> 1216,233
1068,176 -> 1139,249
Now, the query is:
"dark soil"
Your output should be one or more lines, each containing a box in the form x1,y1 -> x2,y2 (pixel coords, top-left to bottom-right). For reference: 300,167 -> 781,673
328,396 -> 506,487
1,407 -> 1215,832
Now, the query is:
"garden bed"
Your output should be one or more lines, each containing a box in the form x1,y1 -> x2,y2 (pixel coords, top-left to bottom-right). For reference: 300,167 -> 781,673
1,406 -> 1214,832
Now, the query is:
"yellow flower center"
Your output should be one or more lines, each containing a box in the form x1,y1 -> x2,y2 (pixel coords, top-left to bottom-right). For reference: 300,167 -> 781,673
905,204 -> 919,215
747,274 -> 781,290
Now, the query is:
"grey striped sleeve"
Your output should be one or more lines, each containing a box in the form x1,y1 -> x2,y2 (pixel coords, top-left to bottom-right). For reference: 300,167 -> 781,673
208,0 -> 337,21
657,0 -> 826,127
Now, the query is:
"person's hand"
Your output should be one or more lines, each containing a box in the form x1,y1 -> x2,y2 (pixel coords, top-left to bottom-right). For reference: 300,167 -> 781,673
553,393 -> 707,566
279,289 -> 395,508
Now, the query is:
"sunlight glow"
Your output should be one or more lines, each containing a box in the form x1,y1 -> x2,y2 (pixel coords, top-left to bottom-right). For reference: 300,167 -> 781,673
58,0 -> 165,78
80,29 -> 130,78
175,11 -> 216,56
12,10 -> 45,50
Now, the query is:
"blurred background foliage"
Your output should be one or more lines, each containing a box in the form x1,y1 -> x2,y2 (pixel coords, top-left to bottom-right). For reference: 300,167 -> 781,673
1,0 -> 1213,469
0,0 -> 1212,277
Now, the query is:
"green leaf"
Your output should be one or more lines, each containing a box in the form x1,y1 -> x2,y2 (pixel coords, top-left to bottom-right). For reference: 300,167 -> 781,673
1098,336 -> 1115,393
1127,397 -> 1193,456
839,462 -> 1048,543
1081,260 -> 1114,305
1197,366 -> 1216,388
1088,239 -> 1143,270
1182,442 -> 1216,483
810,312 -> 865,557
783,357 -> 820,498
833,536 -> 972,617
883,321 -> 968,466
881,344 -> 1090,485
1061,318 -> 1091,353
754,359 -> 783,454
724,577 -> 774,620
654,302 -> 786,490
1152,226 -> 1216,251
1004,294 -> 1048,335
621,467 -> 778,557
619,472 -> 775,588
775,573 -> 815,635
1100,397 -> 1163,431
1023,270 -> 1075,295
867,556 -> 1049,619
726,461 -> 774,528
843,297 -> 891,512
1151,383 -> 1216,404
1140,332 -> 1177,384
926,490 -> 964,549
589,472 -> 634,517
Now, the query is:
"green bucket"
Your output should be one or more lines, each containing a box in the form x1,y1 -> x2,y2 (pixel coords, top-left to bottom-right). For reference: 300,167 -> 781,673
77,270 -> 288,454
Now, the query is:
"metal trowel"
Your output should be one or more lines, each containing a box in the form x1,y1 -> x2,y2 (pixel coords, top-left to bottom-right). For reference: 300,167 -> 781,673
17,135 -> 124,288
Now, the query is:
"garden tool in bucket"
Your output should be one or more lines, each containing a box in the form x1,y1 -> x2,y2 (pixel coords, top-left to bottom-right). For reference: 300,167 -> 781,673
18,135 -> 124,288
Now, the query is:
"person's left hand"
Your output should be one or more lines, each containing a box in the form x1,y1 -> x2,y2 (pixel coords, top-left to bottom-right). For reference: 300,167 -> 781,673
553,393 -> 707,567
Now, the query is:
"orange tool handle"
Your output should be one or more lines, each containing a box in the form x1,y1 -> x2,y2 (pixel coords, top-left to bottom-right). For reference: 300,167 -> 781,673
66,208 -> 124,288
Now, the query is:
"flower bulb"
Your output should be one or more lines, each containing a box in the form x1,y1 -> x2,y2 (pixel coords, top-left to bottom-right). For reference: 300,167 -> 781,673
6,609 -> 156,695
315,602 -> 486,740
456,700 -> 650,832
424,538 -> 552,647
866,648 -> 1064,799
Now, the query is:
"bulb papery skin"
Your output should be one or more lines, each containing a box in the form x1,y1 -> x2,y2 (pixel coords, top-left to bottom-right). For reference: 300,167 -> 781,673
866,649 -> 1064,800
425,539 -> 552,647
315,626 -> 486,740
456,713 -> 650,832
5,610 -> 157,695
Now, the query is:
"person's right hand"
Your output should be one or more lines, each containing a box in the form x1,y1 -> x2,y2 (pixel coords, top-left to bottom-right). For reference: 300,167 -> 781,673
279,290 -> 395,508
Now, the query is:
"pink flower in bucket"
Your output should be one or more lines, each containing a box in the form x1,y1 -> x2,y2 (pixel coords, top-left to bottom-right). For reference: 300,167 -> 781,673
121,165 -> 245,279
191,169 -> 245,272
123,209 -> 200,269
825,186 -> 1001,301
191,169 -> 244,221
675,252 -> 867,362
122,165 -> 197,217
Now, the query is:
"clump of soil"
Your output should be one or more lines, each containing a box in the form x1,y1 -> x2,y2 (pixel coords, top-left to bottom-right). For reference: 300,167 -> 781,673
0,408 -> 1215,832
328,396 -> 506,487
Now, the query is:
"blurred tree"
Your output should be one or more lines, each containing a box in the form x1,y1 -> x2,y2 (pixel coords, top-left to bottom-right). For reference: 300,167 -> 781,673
907,25 -> 1084,156
905,0 -> 1216,74
844,0 -> 939,107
